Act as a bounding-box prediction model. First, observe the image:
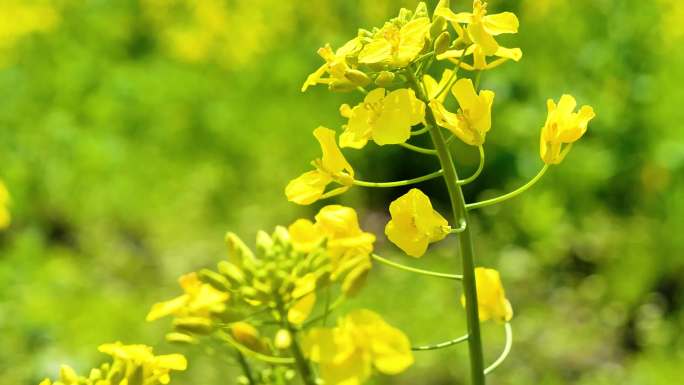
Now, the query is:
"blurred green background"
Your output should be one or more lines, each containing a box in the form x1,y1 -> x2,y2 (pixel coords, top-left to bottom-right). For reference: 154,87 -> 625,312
1,0 -> 683,384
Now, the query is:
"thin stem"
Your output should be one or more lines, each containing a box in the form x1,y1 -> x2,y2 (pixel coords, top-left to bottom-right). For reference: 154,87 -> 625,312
356,86 -> 368,95
235,351 -> 256,385
353,169 -> 443,188
466,165 -> 549,210
398,142 -> 438,155
218,331 -> 295,365
407,67 -> 487,385
435,52 -> 465,100
412,334 -> 469,351
484,323 -> 513,375
458,146 -> 485,185
302,295 -> 345,328
287,326 -> 317,385
474,71 -> 482,90
371,254 -> 463,280
411,125 -> 431,136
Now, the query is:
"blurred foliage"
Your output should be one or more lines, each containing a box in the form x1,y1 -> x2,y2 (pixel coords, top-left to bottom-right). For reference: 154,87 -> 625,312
0,0 -> 683,384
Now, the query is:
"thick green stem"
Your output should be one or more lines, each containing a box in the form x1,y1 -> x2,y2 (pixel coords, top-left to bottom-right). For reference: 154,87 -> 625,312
408,70 -> 486,385
236,351 -> 256,385
288,326 -> 316,385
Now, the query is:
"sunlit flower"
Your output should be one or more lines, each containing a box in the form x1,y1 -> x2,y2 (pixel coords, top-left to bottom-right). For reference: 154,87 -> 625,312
461,267 -> 513,322
429,78 -> 494,146
0,181 -> 10,229
385,189 -> 449,258
98,342 -> 187,384
358,17 -> 431,68
339,88 -> 425,149
302,38 -> 363,92
285,127 -> 354,205
146,272 -> 229,322
436,1 -> 522,70
302,309 -> 413,385
540,95 -> 595,164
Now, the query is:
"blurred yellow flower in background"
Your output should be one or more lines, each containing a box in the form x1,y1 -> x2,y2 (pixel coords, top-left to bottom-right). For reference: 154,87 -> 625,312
303,309 -> 413,385
302,39 -> 363,92
540,94 -> 595,164
430,78 -> 494,146
0,1 -> 59,68
385,188 -> 449,258
98,342 -> 187,384
146,272 -> 229,322
339,88 -> 425,149
286,127 -> 354,205
462,267 -> 513,322
0,181 -> 10,229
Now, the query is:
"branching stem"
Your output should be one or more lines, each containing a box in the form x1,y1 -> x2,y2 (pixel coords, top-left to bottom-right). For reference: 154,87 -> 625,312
371,254 -> 463,280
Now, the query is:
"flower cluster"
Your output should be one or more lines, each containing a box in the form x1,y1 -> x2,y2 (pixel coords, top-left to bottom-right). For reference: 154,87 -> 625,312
38,343 -> 186,385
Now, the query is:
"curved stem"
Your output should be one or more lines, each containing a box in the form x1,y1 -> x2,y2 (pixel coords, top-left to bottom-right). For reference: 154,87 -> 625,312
371,254 -> 463,280
235,351 -> 256,385
398,142 -> 438,155
353,169 -> 443,188
484,323 -> 513,375
458,146 -> 485,185
466,165 -> 549,210
411,125 -> 431,136
412,334 -> 469,351
407,67 -> 487,385
435,53 -> 465,100
219,332 -> 295,365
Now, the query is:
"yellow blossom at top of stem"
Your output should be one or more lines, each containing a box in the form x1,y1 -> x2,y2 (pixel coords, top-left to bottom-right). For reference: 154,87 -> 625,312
540,94 -> 595,164
285,127 -> 354,205
146,272 -> 229,322
289,205 -> 375,296
0,181 -> 10,230
302,309 -> 413,385
358,17 -> 431,68
302,38 -> 363,92
339,88 -> 425,149
436,1 -> 522,70
98,341 -> 187,384
385,188 -> 449,258
430,78 -> 494,146
461,267 -> 513,322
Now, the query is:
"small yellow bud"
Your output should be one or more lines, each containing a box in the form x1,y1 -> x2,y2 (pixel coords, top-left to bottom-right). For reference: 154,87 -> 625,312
434,31 -> 451,55
173,316 -> 213,334
218,261 -> 246,285
329,80 -> 358,92
231,322 -> 266,352
430,15 -> 447,39
374,71 -> 395,87
59,365 -> 79,384
344,69 -> 371,87
165,332 -> 198,345
274,329 -> 292,350
199,269 -> 231,291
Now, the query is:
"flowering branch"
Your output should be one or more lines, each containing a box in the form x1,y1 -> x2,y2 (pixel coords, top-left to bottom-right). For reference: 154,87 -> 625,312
466,165 -> 549,210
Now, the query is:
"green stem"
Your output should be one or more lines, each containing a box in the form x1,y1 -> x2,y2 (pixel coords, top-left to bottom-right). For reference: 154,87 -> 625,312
466,165 -> 549,210
398,142 -> 438,155
287,326 -> 317,385
458,146 -> 485,185
484,323 -> 513,375
407,68 -> 487,385
353,169 -> 443,188
371,254 -> 462,280
412,334 -> 469,351
236,351 -> 256,385
411,125 -> 431,136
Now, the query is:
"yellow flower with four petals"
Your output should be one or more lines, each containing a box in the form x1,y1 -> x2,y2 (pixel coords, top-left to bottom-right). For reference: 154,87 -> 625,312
540,94 -> 595,164
358,17 -> 431,68
462,267 -> 513,322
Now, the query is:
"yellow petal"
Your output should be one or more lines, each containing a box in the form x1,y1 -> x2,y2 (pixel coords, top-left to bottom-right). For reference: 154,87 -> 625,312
285,170 -> 332,205
289,219 -> 324,253
467,22 -> 499,56
302,64 -> 327,92
293,273 -> 317,299
314,126 -> 352,174
370,325 -> 414,375
494,46 -> 522,62
483,12 -> 519,35
155,354 -> 188,371
358,39 -> 393,65
434,8 -> 473,24
146,295 -> 189,322
288,292 -> 316,325
397,17 -> 430,65
461,267 -> 513,322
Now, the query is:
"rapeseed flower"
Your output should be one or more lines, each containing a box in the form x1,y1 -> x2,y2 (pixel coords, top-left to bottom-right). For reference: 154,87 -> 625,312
358,17 -> 431,68
385,189 -> 449,257
286,127 -> 354,205
146,272 -> 229,323
461,267 -> 513,322
98,342 -> 187,385
540,95 -> 595,164
302,38 -> 363,92
302,309 -> 413,385
339,88 -> 425,149
430,78 -> 494,146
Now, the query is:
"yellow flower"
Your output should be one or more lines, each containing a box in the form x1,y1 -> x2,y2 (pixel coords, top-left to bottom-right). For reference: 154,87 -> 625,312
429,78 -> 494,146
435,1 -> 522,70
147,272 -> 229,322
98,342 -> 187,384
0,181 -> 10,230
423,68 -> 455,103
302,309 -> 413,385
358,17 -> 431,68
302,38 -> 363,92
540,95 -> 595,164
289,205 -> 375,295
285,127 -> 354,205
339,88 -> 425,149
288,273 -> 317,325
461,267 -> 513,322
385,189 -> 449,258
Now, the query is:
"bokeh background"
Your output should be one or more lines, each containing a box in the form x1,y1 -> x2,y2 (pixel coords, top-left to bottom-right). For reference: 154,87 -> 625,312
1,0 -> 683,384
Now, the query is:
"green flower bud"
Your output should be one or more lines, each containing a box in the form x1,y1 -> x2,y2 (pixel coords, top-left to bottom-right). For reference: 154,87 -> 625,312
199,268 -> 231,291
329,80 -> 358,92
165,332 -> 198,345
256,230 -> 273,255
430,15 -> 447,39
413,2 -> 429,19
225,232 -> 255,262
173,316 -> 213,334
434,31 -> 451,55
344,69 -> 371,87
375,71 -> 396,87
218,261 -> 246,285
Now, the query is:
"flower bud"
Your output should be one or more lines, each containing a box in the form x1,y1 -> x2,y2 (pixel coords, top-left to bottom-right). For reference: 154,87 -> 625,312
430,16 -> 446,39
173,316 -> 213,334
434,31 -> 451,55
329,80 -> 358,92
274,329 -> 292,350
165,332 -> 198,345
232,322 -> 266,352
59,365 -> 79,385
344,69 -> 371,87
413,2 -> 429,19
199,268 -> 231,291
218,261 -> 246,286
374,71 -> 395,87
